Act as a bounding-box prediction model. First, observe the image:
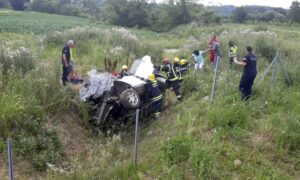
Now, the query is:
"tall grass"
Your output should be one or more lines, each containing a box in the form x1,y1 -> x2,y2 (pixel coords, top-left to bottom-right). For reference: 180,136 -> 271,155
1,12 -> 300,178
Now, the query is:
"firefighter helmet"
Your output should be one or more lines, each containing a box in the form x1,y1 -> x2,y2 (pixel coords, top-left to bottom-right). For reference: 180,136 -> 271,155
180,59 -> 187,65
122,65 -> 128,70
173,57 -> 180,63
148,74 -> 155,81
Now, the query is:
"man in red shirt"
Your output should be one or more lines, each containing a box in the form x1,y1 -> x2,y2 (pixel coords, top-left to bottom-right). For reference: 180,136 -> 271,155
208,34 -> 219,65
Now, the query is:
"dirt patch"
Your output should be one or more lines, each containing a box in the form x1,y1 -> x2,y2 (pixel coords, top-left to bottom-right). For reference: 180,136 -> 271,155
248,133 -> 272,148
0,155 -> 7,180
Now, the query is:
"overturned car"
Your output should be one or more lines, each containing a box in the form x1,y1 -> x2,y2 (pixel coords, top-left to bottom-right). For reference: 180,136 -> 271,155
79,56 -> 169,131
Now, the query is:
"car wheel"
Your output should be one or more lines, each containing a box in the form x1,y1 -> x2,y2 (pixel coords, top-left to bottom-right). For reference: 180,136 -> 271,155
120,89 -> 140,109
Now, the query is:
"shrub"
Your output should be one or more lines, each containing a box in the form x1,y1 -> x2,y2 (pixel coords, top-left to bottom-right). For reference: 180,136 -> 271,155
254,37 -> 277,61
0,46 -> 35,84
207,102 -> 250,130
0,93 -> 26,138
162,136 -> 191,165
180,74 -> 201,96
276,118 -> 300,154
16,130 -> 64,171
189,144 -> 213,178
0,140 -> 4,153
253,25 -> 269,32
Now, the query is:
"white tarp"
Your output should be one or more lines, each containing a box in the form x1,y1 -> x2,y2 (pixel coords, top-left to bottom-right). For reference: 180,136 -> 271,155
79,70 -> 115,101
133,55 -> 154,79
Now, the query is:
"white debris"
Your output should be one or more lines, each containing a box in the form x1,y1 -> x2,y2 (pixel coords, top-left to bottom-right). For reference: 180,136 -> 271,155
79,70 -> 115,101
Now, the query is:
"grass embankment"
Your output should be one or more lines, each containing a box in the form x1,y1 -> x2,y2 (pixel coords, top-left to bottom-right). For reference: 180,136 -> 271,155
0,11 -> 300,179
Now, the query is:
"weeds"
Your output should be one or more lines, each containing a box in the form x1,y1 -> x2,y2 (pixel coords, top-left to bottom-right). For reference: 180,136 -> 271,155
1,11 -> 300,179
162,136 -> 192,165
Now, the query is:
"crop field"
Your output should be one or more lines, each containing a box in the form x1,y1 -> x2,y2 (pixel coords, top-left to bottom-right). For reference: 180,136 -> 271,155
0,11 -> 90,34
0,11 -> 300,179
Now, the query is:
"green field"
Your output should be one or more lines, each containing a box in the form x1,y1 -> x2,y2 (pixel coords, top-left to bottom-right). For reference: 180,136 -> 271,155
0,11 -> 300,179
0,11 -> 89,34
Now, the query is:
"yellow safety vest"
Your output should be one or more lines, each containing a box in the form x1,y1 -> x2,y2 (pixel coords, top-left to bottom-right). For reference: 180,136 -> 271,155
229,46 -> 237,57
70,48 -> 73,61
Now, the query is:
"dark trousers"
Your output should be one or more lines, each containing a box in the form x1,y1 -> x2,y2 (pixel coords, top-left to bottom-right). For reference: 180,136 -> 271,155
62,66 -> 69,84
229,57 -> 234,66
170,80 -> 182,100
239,73 -> 256,101
152,100 -> 162,116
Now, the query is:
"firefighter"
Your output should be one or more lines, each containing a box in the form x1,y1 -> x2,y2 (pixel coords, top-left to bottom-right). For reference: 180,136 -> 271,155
118,64 -> 129,78
173,57 -> 182,81
179,59 -> 189,79
157,58 -> 182,101
145,74 -> 163,118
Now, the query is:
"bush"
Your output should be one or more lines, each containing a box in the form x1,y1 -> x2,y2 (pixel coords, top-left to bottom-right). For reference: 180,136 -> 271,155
0,93 -> 26,138
254,37 -> 277,61
16,130 -> 64,171
276,118 -> 300,154
207,102 -> 250,130
0,46 -> 35,84
0,140 -> 4,153
180,74 -> 201,96
162,136 -> 191,165
189,144 -> 213,178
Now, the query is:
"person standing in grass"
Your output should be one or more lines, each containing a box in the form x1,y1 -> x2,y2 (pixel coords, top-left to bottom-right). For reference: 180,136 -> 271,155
234,46 -> 257,101
208,34 -> 219,65
228,40 -> 238,66
61,40 -> 75,86
192,49 -> 209,73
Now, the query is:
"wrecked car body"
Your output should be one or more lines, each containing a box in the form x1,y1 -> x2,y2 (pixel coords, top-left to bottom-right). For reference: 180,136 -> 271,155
80,56 -> 168,131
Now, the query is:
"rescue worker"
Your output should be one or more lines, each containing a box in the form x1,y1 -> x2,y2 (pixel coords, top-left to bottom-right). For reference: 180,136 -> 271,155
118,64 -> 129,78
212,41 -> 222,69
179,59 -> 189,80
157,58 -> 182,101
61,40 -> 75,86
173,57 -> 182,81
234,46 -> 257,101
208,34 -> 219,66
145,74 -> 163,118
228,41 -> 238,66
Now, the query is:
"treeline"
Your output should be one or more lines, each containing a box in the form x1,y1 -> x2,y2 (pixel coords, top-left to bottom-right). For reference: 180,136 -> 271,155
0,0 -> 221,32
103,0 -> 221,32
231,3 -> 300,23
1,0 -> 300,31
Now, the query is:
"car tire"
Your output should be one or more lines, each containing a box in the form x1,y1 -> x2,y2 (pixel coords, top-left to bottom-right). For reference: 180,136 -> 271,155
120,89 -> 140,109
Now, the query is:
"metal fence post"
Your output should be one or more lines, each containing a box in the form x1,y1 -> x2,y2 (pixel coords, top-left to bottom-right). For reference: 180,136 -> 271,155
277,57 -> 292,86
134,109 -> 140,165
271,56 -> 278,85
210,56 -> 220,104
7,138 -> 14,180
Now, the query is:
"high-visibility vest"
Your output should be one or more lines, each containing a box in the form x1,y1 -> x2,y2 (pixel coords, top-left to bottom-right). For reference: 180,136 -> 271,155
229,46 -> 237,57
148,80 -> 163,102
165,64 -> 178,82
70,48 -> 73,61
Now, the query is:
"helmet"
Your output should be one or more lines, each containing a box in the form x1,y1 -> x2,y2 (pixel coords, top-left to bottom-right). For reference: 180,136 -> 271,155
122,65 -> 128,70
148,74 -> 155,81
162,58 -> 169,64
173,57 -> 180,63
180,59 -> 187,65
